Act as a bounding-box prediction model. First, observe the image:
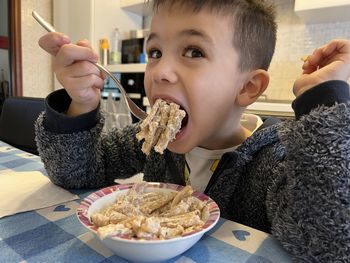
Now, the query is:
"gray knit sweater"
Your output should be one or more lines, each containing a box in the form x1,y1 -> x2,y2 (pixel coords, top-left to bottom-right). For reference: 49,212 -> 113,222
35,81 -> 350,262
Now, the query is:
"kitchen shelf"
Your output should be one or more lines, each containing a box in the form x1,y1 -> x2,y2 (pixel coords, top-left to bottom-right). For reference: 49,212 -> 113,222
143,98 -> 294,117
246,102 -> 294,117
294,0 -> 350,23
106,63 -> 146,73
120,0 -> 152,16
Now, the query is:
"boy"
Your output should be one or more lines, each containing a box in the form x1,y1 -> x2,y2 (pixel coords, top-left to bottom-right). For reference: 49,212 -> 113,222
36,0 -> 350,261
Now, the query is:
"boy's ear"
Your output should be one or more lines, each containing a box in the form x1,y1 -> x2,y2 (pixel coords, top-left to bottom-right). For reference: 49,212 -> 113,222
236,69 -> 269,107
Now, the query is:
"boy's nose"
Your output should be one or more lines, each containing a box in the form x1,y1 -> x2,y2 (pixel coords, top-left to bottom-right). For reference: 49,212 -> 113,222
151,58 -> 178,84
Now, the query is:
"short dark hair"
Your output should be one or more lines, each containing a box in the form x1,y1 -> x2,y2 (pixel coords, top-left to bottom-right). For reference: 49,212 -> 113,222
151,0 -> 277,71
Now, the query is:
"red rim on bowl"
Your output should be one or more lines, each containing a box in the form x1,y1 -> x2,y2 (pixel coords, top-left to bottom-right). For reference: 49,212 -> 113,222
76,182 -> 220,241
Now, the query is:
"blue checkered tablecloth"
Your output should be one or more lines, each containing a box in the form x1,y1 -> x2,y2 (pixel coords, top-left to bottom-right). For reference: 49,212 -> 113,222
0,141 -> 292,263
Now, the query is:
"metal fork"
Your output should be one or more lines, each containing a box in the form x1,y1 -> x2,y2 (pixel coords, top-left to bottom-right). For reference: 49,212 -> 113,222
32,11 -> 148,120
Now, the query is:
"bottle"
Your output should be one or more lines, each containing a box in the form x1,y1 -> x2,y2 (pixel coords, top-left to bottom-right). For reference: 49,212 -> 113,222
110,28 -> 121,64
99,38 -> 110,66
139,37 -> 148,63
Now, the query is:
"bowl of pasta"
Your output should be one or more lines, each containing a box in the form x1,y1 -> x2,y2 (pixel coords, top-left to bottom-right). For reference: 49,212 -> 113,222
77,182 -> 220,262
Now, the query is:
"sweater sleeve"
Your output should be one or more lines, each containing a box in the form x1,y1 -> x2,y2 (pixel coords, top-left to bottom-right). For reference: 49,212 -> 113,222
35,90 -> 146,189
43,89 -> 100,133
267,101 -> 350,262
292,80 -> 350,119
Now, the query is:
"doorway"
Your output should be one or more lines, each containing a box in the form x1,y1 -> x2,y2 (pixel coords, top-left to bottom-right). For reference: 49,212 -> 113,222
0,0 -> 22,105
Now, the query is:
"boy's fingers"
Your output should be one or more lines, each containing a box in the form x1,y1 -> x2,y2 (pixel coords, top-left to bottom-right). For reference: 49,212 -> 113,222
323,39 -> 350,57
63,74 -> 105,91
76,39 -> 92,48
307,48 -> 324,65
100,71 -> 107,80
38,32 -> 70,56
59,60 -> 101,79
76,40 -> 99,59
302,44 -> 331,73
55,44 -> 99,67
303,40 -> 350,73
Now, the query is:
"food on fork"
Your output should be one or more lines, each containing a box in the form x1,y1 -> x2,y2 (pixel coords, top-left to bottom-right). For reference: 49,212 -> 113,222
136,99 -> 186,155
90,184 -> 209,239
301,55 -> 309,62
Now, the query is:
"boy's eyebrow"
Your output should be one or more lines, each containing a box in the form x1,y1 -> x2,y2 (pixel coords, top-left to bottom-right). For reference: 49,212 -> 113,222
178,29 -> 213,44
146,29 -> 213,45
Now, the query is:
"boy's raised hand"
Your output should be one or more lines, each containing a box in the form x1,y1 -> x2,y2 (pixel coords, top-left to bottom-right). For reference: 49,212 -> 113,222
293,39 -> 350,97
38,32 -> 104,116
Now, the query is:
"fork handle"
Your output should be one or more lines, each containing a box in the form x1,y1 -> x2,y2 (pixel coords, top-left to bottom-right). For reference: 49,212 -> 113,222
32,11 -> 57,33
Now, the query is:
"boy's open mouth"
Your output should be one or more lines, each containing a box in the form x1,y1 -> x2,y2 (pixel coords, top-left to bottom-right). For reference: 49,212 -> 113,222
158,98 -> 188,130
180,107 -> 188,129
136,99 -> 186,155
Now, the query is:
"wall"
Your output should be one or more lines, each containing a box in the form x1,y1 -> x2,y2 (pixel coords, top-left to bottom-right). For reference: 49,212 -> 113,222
0,0 -> 7,36
21,0 -> 53,97
0,0 -> 9,82
266,0 -> 350,101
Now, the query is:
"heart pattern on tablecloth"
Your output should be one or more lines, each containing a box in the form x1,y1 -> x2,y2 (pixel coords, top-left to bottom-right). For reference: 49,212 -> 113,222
54,204 -> 70,212
232,230 -> 251,241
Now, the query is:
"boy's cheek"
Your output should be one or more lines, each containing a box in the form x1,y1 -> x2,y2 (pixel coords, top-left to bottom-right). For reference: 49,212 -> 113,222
142,88 -> 151,109
143,78 -> 152,99
144,88 -> 152,103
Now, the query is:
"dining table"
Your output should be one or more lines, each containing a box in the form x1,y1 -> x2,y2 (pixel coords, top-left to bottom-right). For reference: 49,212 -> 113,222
0,140 -> 292,263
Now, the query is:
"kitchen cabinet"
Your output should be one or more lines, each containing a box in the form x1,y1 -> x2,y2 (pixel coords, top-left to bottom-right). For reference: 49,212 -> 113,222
52,0 -> 148,113
53,0 -> 145,87
245,102 -> 293,118
107,63 -> 146,73
294,0 -> 350,23
120,0 -> 152,16
53,0 -> 143,53
141,96 -> 294,117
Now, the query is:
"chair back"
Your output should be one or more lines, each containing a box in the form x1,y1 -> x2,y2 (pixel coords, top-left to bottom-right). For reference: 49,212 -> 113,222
0,97 -> 45,155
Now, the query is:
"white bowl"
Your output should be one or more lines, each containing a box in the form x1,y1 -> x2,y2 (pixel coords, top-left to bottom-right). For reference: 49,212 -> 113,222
77,182 -> 220,262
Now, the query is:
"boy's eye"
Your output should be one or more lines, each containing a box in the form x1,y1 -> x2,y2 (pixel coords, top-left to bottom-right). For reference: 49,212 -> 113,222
148,49 -> 162,59
183,47 -> 204,58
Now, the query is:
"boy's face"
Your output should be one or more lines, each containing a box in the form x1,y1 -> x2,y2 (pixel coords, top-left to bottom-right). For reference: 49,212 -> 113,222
144,4 -> 249,153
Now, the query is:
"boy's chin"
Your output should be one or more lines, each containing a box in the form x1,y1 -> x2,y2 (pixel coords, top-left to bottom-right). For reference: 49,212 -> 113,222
167,142 -> 193,154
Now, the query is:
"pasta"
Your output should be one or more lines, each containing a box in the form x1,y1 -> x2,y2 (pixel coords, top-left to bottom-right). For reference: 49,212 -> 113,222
136,99 -> 186,155
90,184 -> 209,240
